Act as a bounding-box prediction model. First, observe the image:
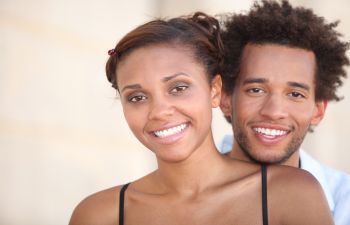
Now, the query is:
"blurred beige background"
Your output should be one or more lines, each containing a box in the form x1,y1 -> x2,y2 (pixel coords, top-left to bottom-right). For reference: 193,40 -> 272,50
1,0 -> 349,224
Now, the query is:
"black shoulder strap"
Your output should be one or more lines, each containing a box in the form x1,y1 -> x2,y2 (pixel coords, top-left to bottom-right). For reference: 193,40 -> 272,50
119,183 -> 130,225
261,164 -> 268,225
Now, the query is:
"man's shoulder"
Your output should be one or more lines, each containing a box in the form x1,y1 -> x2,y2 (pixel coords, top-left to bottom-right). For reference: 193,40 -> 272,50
313,160 -> 350,225
321,162 -> 350,196
301,150 -> 350,190
217,134 -> 233,154
301,150 -> 350,217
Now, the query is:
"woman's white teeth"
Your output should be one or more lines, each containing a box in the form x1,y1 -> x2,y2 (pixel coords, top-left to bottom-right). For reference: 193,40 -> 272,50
254,127 -> 287,137
154,123 -> 187,138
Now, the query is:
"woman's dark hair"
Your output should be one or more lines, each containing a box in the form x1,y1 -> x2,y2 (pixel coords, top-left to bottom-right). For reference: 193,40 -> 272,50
106,12 -> 224,91
221,0 -> 349,102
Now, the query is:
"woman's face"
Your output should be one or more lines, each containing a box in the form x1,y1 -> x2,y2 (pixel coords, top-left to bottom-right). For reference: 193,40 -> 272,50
116,44 -> 221,163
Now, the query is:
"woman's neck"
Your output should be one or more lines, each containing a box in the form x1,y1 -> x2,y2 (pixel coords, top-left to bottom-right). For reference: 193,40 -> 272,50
154,135 -> 229,196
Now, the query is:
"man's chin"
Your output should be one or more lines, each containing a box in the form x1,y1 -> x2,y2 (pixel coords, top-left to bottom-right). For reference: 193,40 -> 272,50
244,151 -> 291,165
256,157 -> 288,165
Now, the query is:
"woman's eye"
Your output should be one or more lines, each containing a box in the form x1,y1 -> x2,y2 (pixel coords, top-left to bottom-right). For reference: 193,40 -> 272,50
128,95 -> 147,102
170,85 -> 188,94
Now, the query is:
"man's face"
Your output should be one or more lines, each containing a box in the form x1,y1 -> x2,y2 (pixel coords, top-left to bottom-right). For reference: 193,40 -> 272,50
221,43 -> 326,164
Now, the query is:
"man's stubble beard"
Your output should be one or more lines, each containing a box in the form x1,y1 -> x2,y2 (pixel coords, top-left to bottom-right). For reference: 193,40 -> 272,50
233,124 -> 308,165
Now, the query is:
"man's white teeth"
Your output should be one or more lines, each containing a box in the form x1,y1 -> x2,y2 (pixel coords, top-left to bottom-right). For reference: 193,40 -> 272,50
254,127 -> 287,137
154,123 -> 187,138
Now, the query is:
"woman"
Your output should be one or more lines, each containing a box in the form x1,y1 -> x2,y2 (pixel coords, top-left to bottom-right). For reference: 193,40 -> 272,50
69,12 -> 333,225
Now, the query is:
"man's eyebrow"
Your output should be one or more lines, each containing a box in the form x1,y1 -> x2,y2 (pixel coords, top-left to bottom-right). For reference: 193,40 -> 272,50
242,78 -> 268,84
287,81 -> 310,91
162,72 -> 189,82
242,78 -> 311,91
121,84 -> 142,93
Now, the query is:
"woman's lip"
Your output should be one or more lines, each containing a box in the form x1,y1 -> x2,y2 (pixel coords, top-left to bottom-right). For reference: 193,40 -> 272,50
150,122 -> 188,135
148,123 -> 190,145
153,123 -> 188,138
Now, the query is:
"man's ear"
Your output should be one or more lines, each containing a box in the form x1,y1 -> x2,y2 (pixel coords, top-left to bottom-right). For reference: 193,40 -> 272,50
220,90 -> 233,121
311,100 -> 328,125
211,75 -> 222,108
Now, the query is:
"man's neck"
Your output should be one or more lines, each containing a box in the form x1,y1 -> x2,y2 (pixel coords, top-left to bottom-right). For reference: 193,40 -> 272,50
228,144 -> 300,168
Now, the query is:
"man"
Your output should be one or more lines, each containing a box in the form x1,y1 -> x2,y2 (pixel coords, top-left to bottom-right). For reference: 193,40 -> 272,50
219,1 -> 350,224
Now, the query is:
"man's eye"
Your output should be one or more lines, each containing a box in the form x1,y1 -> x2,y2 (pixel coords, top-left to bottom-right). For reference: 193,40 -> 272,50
247,88 -> 264,93
128,95 -> 147,102
288,92 -> 305,98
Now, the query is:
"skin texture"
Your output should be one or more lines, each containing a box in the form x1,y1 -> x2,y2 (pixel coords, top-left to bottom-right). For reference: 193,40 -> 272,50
69,44 -> 333,225
117,44 -> 220,164
221,43 -> 327,167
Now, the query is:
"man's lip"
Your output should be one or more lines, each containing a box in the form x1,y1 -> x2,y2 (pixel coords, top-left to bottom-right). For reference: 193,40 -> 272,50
250,123 -> 292,144
251,123 -> 292,132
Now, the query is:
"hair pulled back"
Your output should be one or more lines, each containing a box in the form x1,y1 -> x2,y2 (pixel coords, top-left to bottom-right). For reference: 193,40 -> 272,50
106,12 -> 224,91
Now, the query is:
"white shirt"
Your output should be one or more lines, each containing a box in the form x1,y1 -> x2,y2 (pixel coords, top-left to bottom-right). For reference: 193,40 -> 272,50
219,134 -> 350,225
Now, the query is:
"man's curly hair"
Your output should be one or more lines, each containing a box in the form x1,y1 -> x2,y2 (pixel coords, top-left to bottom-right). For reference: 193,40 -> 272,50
221,0 -> 349,102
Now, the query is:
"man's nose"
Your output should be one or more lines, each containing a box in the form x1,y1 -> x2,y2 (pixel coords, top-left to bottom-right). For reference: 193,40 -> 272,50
259,94 -> 289,120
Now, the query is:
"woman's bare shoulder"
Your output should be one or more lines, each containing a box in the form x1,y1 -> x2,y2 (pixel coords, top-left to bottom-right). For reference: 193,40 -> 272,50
68,171 -> 156,225
268,165 -> 327,202
68,185 -> 123,225
268,165 -> 334,225
268,165 -> 320,188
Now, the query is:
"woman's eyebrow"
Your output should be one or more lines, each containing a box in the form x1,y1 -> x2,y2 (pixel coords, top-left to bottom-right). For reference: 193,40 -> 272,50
121,84 -> 142,93
162,72 -> 189,82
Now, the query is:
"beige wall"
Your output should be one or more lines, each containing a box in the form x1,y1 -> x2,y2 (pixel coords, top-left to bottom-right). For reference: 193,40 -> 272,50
1,0 -> 349,224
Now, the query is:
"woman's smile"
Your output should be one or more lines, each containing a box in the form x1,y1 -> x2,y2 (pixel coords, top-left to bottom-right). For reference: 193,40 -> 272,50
152,122 -> 189,138
148,122 -> 190,145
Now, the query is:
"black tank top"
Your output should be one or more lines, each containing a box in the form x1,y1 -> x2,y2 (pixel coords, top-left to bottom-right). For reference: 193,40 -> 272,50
119,164 -> 268,225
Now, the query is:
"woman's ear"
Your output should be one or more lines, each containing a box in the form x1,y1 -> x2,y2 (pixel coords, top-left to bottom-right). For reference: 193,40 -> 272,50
211,75 -> 222,108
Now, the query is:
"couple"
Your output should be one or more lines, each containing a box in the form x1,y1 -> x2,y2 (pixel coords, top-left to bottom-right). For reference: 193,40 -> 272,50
70,1 -> 350,225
